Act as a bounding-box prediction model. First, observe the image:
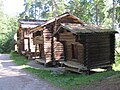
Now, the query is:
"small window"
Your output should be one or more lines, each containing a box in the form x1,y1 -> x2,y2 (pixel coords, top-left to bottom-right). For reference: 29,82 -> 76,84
33,31 -> 42,37
24,28 -> 28,35
72,44 -> 78,59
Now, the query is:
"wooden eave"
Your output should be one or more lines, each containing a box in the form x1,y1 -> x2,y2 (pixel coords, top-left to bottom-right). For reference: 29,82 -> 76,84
30,12 -> 85,33
30,26 -> 44,33
53,23 -> 118,36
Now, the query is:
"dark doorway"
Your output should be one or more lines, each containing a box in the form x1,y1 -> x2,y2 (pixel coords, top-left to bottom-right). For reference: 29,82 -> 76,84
61,41 -> 67,61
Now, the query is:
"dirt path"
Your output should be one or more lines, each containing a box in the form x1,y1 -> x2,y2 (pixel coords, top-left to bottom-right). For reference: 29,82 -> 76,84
80,75 -> 120,90
0,54 -> 62,90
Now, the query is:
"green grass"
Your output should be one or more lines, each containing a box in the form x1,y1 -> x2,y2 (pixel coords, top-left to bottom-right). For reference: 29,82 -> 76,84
10,51 -> 28,65
24,67 -> 119,90
113,55 -> 120,71
10,51 -> 120,90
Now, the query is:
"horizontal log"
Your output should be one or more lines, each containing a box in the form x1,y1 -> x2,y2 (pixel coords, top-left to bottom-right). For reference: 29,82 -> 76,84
54,41 -> 62,43
86,59 -> 111,64
54,51 -> 63,54
86,52 -> 110,56
45,54 -> 51,58
44,43 -> 52,46
44,35 -> 52,38
86,49 -> 110,53
44,44 -> 52,47
43,29 -> 51,33
87,62 -> 111,68
86,34 -> 109,38
59,38 -> 75,41
86,37 -> 110,40
54,47 -> 63,49
86,36 -> 109,39
60,35 -> 75,39
86,40 -> 110,44
54,44 -> 63,46
60,32 -> 73,36
54,42 -> 63,44
86,47 -> 110,51
85,55 -> 110,60
59,39 -> 75,42
86,44 -> 110,47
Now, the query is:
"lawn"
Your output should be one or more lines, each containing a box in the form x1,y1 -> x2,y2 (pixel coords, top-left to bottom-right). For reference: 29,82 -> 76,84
10,51 -> 120,90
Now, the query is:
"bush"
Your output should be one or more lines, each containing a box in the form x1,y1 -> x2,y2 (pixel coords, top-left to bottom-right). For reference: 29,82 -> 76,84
0,32 -> 15,53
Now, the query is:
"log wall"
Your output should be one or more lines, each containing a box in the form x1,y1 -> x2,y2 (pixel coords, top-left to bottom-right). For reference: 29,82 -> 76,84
54,39 -> 64,60
83,34 -> 112,68
57,30 -> 84,64
43,29 -> 52,63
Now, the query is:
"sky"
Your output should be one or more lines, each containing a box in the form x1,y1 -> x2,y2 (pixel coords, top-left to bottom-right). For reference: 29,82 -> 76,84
3,0 -> 24,16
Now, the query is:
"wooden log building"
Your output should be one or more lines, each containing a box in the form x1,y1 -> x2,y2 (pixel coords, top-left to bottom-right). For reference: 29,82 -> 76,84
30,12 -> 117,72
30,12 -> 84,65
53,23 -> 117,72
17,19 -> 47,58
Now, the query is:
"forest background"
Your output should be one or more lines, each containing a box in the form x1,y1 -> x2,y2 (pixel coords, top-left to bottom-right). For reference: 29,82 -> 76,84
0,0 -> 119,53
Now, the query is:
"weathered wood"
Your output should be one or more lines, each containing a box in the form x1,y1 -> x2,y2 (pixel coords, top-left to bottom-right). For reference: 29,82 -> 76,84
64,61 -> 87,73
36,59 -> 46,64
59,31 -> 75,42
54,40 -> 64,60
33,36 -> 44,45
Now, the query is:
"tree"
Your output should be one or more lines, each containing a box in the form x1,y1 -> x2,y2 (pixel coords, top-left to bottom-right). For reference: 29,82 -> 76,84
19,0 -> 34,19
37,0 -> 66,19
107,0 -> 120,28
93,0 -> 105,25
0,15 -> 18,53
66,0 -> 105,25
0,0 -> 18,53
66,0 -> 93,23
19,0 -> 66,19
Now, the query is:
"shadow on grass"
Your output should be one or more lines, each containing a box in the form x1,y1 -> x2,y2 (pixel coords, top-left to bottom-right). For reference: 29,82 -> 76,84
10,51 -> 120,90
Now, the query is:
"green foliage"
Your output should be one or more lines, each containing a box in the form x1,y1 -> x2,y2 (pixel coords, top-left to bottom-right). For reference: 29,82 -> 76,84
19,0 -> 66,19
0,0 -> 18,53
19,0 -> 119,27
108,5 -> 120,23
113,55 -> 120,71
0,16 -> 18,53
104,0 -> 120,28
11,52 -> 120,90
66,0 -> 92,23
25,67 -> 118,90
0,33 -> 14,53
66,0 -> 105,24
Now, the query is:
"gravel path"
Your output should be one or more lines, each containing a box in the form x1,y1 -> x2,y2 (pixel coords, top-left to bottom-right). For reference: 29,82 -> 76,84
0,54 -> 62,90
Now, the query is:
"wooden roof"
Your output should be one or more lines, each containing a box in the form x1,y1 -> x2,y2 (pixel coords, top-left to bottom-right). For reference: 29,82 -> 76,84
54,23 -> 117,35
19,19 -> 47,29
30,12 -> 85,33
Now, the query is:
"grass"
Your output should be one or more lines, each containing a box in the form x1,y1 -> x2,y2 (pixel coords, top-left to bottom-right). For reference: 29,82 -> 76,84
10,51 -> 120,90
113,55 -> 120,71
10,51 -> 28,65
24,67 -> 119,90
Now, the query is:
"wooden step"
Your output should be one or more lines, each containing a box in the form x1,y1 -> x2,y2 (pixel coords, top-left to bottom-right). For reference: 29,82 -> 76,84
36,59 -> 46,64
63,61 -> 87,73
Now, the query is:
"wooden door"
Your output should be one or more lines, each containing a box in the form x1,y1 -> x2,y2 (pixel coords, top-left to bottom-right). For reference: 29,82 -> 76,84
62,41 -> 67,61
24,38 -> 30,51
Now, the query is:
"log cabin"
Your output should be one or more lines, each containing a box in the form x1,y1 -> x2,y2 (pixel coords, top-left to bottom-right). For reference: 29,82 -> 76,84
30,12 -> 84,65
53,23 -> 117,72
30,12 -> 117,72
17,19 -> 47,58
